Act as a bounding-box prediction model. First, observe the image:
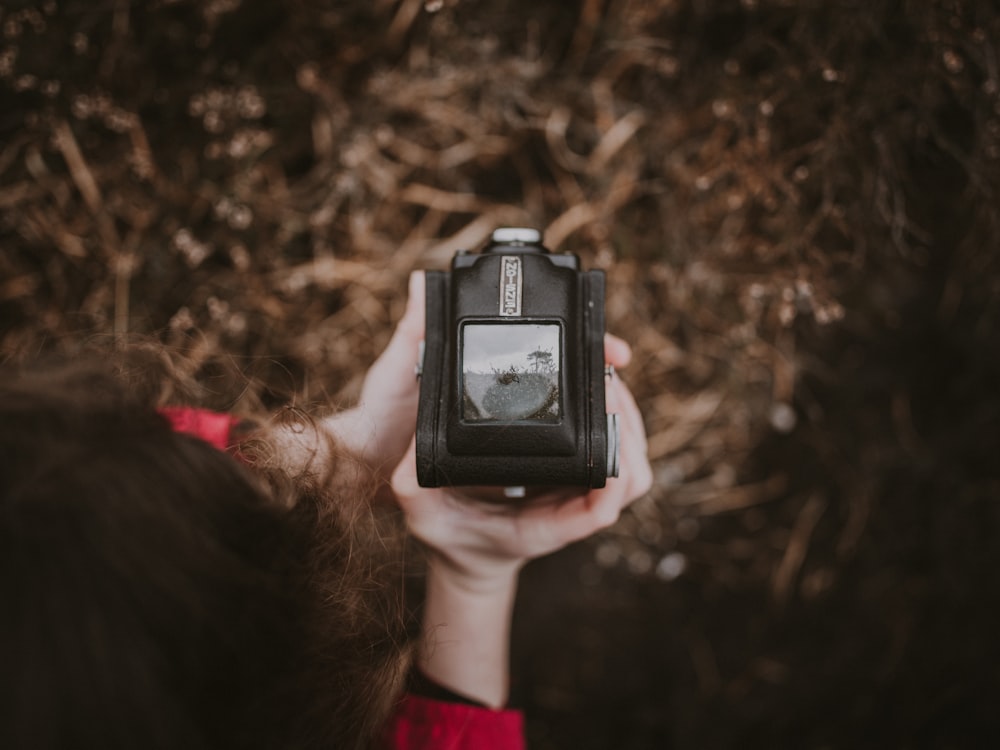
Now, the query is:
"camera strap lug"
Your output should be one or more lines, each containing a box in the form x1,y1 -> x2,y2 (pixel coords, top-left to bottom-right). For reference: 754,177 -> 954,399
415,340 -> 425,379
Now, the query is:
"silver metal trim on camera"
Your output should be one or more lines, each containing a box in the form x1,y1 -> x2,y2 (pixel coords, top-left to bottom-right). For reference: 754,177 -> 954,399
607,413 -> 620,478
498,256 -> 523,317
415,340 -> 425,378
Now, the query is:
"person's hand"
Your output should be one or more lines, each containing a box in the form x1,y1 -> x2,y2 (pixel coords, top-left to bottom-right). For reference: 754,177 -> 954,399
390,341 -> 653,590
392,334 -> 650,708
325,272 -> 640,485
323,272 -> 425,476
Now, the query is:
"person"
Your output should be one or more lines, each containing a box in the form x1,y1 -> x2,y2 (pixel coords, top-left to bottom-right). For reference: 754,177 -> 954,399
0,272 -> 652,749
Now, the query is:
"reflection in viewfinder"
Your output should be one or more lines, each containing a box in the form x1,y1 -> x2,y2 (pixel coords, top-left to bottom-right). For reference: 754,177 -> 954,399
462,323 -> 561,422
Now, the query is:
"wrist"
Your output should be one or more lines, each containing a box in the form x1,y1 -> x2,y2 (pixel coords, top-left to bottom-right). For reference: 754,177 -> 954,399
425,549 -> 521,597
420,552 -> 519,708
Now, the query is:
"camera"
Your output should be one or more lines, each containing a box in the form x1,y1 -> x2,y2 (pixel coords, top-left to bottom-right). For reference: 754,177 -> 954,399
415,227 -> 620,490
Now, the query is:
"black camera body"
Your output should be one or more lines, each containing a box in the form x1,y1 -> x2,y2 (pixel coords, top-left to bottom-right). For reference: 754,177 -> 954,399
416,228 -> 619,490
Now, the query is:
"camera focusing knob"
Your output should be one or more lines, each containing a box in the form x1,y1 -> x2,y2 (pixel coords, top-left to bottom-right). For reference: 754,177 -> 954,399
490,227 -> 542,247
607,413 -> 621,478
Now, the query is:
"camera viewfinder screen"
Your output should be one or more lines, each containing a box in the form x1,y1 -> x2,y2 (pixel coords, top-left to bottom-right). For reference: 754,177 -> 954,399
462,323 -> 561,422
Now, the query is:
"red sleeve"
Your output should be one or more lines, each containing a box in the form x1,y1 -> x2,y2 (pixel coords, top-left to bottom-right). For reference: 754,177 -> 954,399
379,694 -> 525,750
158,407 -> 239,451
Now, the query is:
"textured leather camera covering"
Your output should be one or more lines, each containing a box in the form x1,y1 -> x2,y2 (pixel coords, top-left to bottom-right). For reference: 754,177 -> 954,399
415,256 -> 608,489
415,271 -> 448,488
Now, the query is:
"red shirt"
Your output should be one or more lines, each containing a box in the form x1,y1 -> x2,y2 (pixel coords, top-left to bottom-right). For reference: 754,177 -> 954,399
158,406 -> 238,451
380,694 -> 524,750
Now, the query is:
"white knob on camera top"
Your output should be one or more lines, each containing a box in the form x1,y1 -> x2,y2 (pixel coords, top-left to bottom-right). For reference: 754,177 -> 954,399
491,227 -> 542,245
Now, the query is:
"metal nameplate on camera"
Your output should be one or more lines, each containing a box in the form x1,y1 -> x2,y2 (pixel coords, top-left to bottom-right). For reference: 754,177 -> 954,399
499,256 -> 522,317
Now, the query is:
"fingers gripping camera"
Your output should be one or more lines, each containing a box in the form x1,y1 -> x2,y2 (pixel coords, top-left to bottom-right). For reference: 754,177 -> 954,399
415,228 -> 621,489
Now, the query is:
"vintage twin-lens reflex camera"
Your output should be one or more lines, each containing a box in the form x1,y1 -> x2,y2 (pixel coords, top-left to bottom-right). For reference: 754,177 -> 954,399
415,227 -> 620,491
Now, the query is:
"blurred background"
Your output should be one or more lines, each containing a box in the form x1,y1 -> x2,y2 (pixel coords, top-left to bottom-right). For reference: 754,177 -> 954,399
2,0 -> 998,747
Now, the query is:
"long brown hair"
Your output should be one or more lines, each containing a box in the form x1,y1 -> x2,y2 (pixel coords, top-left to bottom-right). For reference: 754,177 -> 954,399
0,351 -> 413,749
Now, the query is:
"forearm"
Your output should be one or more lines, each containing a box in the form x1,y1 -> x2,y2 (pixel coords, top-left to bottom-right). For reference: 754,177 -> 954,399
321,407 -> 412,476
269,407 -> 412,485
418,556 -> 519,709
265,416 -> 340,477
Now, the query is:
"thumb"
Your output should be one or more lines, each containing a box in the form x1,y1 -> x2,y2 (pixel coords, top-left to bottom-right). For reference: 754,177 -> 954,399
359,272 -> 425,404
